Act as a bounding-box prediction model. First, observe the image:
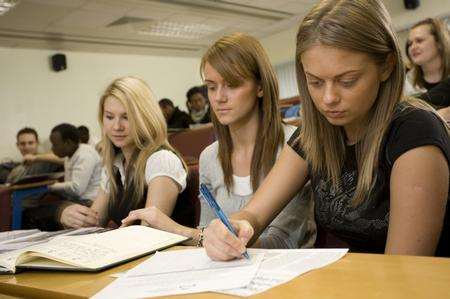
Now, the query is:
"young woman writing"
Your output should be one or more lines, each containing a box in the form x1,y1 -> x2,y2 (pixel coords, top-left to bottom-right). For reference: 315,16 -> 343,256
203,0 -> 450,260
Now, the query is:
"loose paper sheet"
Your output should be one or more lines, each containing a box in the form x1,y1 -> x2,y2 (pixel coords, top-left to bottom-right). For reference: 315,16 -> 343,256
92,248 -> 264,299
218,248 -> 348,296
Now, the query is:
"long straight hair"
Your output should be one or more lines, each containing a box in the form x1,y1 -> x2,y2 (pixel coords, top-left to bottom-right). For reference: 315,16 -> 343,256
200,33 -> 284,192
295,0 -> 405,205
98,76 -> 186,210
408,18 -> 450,89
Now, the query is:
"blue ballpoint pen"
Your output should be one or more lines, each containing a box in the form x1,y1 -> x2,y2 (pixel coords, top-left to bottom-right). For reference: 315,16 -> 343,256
199,183 -> 250,259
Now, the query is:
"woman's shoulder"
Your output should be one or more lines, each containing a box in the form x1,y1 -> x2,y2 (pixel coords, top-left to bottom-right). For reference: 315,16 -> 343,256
146,149 -> 183,166
384,104 -> 450,165
392,103 -> 443,127
199,141 -> 219,161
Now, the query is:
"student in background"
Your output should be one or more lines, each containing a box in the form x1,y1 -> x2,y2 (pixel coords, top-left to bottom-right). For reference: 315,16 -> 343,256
60,77 -> 192,229
158,98 -> 191,129
77,125 -> 90,144
48,123 -> 101,202
22,123 -> 102,230
78,125 -> 101,150
122,33 -> 316,249
2,127 -> 62,184
405,18 -> 450,119
16,127 -> 39,157
186,85 -> 211,125
203,0 -> 450,260
405,18 -> 450,97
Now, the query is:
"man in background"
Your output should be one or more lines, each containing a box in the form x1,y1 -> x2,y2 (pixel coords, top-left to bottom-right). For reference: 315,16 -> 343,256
48,123 -> 101,202
158,98 -> 191,129
23,123 -> 102,230
186,85 -> 211,125
77,125 -> 90,144
1,127 -> 62,184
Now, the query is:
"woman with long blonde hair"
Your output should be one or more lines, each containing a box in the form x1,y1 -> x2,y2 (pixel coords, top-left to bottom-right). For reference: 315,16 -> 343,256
59,76 -> 193,228
203,0 -> 450,259
122,33 -> 315,249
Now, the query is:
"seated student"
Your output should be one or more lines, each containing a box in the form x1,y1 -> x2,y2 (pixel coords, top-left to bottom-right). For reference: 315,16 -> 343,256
22,124 -> 102,230
60,77 -> 190,229
78,125 -> 101,148
404,18 -> 450,98
203,0 -> 450,260
186,85 -> 211,125
48,123 -> 102,202
158,98 -> 191,129
2,127 -> 62,184
405,18 -> 450,121
122,33 -> 315,249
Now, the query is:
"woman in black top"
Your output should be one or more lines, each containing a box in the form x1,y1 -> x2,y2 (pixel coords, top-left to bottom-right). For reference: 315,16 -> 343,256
203,0 -> 450,259
405,18 -> 450,120
405,17 -> 450,97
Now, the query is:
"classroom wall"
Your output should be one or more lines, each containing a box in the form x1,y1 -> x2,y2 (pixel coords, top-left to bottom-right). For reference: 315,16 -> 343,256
260,0 -> 450,66
0,47 -> 201,160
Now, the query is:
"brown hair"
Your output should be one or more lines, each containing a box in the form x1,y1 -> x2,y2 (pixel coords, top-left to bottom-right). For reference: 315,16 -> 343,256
295,0 -> 404,205
408,18 -> 450,89
200,32 -> 283,192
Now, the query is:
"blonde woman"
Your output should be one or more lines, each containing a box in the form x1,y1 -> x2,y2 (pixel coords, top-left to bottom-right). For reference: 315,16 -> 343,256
123,33 -> 315,249
204,0 -> 450,260
59,76 -> 191,228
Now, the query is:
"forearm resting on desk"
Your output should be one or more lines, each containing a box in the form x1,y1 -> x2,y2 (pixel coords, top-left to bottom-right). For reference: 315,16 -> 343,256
24,153 -> 64,165
121,207 -> 201,246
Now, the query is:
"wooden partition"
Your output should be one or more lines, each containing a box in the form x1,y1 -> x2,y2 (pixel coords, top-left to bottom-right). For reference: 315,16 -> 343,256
168,124 -> 216,163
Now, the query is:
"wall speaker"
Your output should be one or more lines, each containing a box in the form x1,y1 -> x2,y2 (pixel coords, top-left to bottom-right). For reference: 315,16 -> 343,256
404,0 -> 420,10
51,54 -> 67,72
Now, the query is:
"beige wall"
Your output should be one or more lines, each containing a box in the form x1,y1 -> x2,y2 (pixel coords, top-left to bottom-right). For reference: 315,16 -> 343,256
2,0 -> 448,160
260,0 -> 450,66
0,47 -> 201,159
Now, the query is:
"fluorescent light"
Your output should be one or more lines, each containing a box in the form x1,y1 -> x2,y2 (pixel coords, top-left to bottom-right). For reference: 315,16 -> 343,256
0,0 -> 19,15
136,21 -> 223,39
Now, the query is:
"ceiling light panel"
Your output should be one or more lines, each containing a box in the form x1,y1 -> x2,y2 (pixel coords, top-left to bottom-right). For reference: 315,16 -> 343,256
0,0 -> 19,15
136,20 -> 224,39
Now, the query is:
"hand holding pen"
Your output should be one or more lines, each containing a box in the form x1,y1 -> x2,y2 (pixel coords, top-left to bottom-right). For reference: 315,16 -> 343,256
200,184 -> 253,261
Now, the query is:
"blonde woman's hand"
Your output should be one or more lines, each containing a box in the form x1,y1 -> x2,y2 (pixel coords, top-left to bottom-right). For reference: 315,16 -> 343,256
121,206 -> 177,232
203,218 -> 254,261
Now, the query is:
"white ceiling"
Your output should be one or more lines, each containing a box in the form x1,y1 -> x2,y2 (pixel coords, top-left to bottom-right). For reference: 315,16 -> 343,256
0,0 -> 449,57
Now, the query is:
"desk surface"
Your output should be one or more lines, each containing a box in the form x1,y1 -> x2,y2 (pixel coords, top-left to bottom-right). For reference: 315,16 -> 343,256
0,249 -> 449,299
9,180 -> 55,191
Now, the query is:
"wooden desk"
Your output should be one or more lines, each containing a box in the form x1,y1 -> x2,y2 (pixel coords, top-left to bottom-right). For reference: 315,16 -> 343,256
9,180 -> 55,191
0,250 -> 449,299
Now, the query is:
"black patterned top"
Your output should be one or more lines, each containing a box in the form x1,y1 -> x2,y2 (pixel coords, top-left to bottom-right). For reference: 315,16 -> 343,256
288,105 -> 450,256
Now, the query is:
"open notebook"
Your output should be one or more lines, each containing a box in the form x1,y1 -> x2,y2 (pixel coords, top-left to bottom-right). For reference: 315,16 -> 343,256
0,225 -> 188,274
